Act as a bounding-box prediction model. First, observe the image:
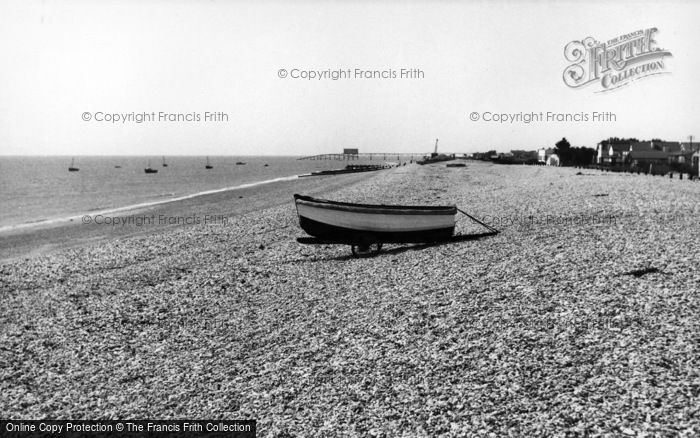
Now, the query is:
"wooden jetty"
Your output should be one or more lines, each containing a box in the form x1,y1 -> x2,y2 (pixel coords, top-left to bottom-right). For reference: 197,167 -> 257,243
299,152 -> 421,161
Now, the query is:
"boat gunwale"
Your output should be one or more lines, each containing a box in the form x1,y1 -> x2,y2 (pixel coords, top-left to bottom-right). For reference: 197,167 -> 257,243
294,194 -> 457,216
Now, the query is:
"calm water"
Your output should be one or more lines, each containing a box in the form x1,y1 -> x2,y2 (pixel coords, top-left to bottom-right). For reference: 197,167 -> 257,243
0,155 -> 412,229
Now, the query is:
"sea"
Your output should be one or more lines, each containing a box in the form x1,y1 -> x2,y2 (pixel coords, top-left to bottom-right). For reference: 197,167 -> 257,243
0,155 -> 414,230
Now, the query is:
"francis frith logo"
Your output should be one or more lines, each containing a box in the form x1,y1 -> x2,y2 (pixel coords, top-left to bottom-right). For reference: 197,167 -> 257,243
563,28 -> 672,92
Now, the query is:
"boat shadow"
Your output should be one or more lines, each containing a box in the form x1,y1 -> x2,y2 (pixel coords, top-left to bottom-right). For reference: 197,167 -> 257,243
286,231 -> 499,263
375,231 -> 499,258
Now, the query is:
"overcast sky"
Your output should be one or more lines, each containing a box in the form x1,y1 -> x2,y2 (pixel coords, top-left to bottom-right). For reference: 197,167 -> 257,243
1,0 -> 699,156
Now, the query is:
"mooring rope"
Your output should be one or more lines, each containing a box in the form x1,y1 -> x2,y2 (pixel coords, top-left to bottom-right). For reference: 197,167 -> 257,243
457,208 -> 500,234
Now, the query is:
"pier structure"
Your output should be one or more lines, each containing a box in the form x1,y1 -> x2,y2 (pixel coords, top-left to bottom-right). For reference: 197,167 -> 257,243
298,152 -> 424,162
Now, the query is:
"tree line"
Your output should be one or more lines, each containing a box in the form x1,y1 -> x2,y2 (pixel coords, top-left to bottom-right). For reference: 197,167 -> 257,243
554,138 -> 596,166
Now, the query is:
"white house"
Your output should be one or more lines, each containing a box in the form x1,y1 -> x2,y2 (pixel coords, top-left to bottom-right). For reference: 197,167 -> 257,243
538,148 -> 555,163
547,154 -> 560,166
596,142 -> 630,165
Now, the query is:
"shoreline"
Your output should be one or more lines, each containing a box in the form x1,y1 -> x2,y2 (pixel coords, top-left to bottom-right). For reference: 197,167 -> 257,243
0,169 -> 391,263
0,156 -> 410,232
0,174 -> 302,234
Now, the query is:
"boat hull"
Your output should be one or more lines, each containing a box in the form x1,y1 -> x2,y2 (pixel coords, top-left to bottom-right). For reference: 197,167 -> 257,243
294,194 -> 456,244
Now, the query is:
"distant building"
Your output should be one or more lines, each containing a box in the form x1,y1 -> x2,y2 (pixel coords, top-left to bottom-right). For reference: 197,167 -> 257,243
667,150 -> 695,165
626,150 -> 671,169
596,142 -> 630,165
471,152 -> 489,160
538,148 -> 555,163
547,154 -> 560,166
599,140 -> 697,166
693,151 -> 700,176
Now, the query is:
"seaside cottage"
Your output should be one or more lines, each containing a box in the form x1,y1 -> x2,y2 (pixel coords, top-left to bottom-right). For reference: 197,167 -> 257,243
603,140 -> 700,171
680,142 -> 700,169
596,142 -> 629,165
667,150 -> 695,165
626,150 -> 672,172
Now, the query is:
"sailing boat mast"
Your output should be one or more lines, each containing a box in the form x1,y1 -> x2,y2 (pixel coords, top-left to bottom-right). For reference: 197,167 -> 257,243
68,158 -> 79,172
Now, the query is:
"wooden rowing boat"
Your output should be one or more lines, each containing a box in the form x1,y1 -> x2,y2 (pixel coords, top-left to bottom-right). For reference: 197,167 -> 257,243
294,194 -> 459,256
294,194 -> 500,257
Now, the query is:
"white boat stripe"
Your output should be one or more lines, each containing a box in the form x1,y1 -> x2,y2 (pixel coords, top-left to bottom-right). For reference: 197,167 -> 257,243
297,203 -> 455,232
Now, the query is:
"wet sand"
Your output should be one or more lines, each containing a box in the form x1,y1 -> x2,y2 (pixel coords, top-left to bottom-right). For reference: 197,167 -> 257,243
1,162 -> 699,436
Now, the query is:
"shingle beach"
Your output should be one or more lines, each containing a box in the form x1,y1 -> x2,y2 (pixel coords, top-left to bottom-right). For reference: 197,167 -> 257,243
1,162 -> 699,436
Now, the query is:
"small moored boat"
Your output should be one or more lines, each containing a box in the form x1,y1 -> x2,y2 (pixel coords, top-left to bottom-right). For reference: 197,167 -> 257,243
68,158 -> 79,172
144,160 -> 158,174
